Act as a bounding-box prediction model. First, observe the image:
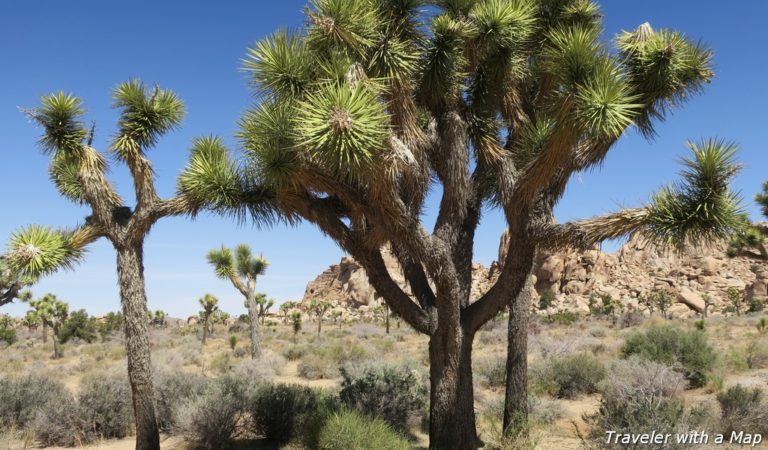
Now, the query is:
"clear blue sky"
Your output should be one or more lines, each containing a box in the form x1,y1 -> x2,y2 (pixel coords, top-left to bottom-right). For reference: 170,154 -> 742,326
1,1 -> 765,318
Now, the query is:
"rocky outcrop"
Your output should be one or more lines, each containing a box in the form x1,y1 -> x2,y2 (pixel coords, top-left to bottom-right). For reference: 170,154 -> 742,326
301,232 -> 767,319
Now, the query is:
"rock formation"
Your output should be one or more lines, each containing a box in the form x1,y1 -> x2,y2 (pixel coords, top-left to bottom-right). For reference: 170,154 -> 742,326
301,231 -> 767,319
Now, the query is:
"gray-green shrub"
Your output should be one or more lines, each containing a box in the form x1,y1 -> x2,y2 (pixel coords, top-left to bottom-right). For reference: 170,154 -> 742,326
621,325 -> 717,388
154,370 -> 207,431
339,364 -> 426,432
716,384 -> 768,435
248,383 -> 319,444
0,375 -> 67,430
76,375 -> 133,439
532,353 -> 605,399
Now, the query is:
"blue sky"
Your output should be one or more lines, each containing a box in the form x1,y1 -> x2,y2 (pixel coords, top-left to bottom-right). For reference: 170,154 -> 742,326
1,1 -> 766,318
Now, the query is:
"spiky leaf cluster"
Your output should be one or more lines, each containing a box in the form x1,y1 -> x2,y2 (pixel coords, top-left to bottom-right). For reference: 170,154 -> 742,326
645,139 -> 743,250
6,226 -> 84,278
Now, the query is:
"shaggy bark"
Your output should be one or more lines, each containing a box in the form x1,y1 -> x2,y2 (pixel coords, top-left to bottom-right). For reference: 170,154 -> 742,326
504,278 -> 532,433
117,245 -> 160,450
245,290 -> 262,358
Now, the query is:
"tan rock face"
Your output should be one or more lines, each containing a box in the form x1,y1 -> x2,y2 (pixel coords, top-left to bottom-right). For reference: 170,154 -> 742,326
301,232 -> 766,318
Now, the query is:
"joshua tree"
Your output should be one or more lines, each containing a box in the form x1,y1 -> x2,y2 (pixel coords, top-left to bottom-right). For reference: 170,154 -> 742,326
727,181 -> 768,260
330,309 -> 343,328
701,293 -> 714,319
309,300 -> 332,334
29,294 -> 68,358
290,311 -> 302,343
149,310 -> 166,327
188,1 -> 739,446
21,311 -> 40,332
279,301 -> 296,323
207,244 -> 269,358
5,81 -> 239,449
649,288 -> 673,320
198,294 -> 219,345
726,287 -> 744,316
255,293 -> 275,324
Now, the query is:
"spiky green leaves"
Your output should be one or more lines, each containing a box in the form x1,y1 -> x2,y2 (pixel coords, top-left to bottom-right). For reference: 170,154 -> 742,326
245,30 -> 314,99
112,79 -> 186,156
199,293 -> 219,312
235,244 -> 268,278
573,63 -> 641,139
470,0 -> 537,61
418,14 -> 472,111
542,25 -> 603,89
645,139 -> 743,251
295,82 -> 389,176
49,153 -> 87,204
618,24 -> 713,136
177,136 -> 244,214
306,0 -> 380,55
207,246 -> 235,279
29,92 -> 88,156
240,100 -> 299,190
6,226 -> 84,278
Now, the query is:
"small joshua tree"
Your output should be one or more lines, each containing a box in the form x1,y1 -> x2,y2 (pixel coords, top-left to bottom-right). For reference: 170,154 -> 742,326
726,287 -> 744,316
229,334 -> 238,353
21,311 -> 40,333
290,311 -> 302,343
198,294 -> 219,345
309,300 -> 332,335
255,293 -> 275,324
649,289 -> 673,320
727,181 -> 768,260
701,293 -> 714,319
279,301 -> 296,323
29,294 -> 68,358
330,309 -> 343,329
207,244 -> 268,358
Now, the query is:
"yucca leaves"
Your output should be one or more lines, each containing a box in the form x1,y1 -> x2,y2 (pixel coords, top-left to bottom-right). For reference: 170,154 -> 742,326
645,139 -> 743,250
6,226 -> 85,278
541,24 -> 603,89
470,0 -> 537,61
244,30 -> 314,99
240,100 -> 299,190
206,246 -> 235,279
112,79 -> 185,157
572,62 -> 641,139
295,82 -> 389,177
235,244 -> 268,278
28,92 -> 88,157
756,181 -> 768,217
306,0 -> 381,56
177,136 -> 244,214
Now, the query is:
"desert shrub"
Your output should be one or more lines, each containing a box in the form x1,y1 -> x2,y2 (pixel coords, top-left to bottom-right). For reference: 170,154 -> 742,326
0,316 -> 16,346
283,343 -> 310,361
298,354 -> 338,380
154,370 -> 207,431
176,375 -> 250,449
316,410 -> 411,450
231,350 -> 286,379
748,297 -> 765,313
30,394 -> 82,446
476,355 -> 506,389
248,383 -> 319,444
339,364 -> 426,432
528,394 -> 563,425
745,339 -> 768,369
717,385 -> 768,435
76,375 -> 133,440
621,325 -> 717,388
531,353 -> 605,399
0,375 -> 68,430
542,311 -> 578,326
619,311 -> 644,328
59,309 -> 99,344
538,288 -> 556,310
586,357 -> 689,449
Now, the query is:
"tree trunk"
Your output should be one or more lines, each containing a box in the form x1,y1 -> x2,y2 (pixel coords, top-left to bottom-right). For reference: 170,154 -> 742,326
504,278 -> 531,435
52,326 -> 62,359
202,318 -> 209,345
42,322 -> 48,343
385,304 -> 390,334
245,296 -> 262,359
428,324 -> 479,450
317,316 -> 322,335
116,245 -> 160,450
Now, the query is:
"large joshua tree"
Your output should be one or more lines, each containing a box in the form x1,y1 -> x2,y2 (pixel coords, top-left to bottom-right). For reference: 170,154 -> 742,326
197,1 -> 738,447
206,244 -> 269,357
5,81 -> 247,450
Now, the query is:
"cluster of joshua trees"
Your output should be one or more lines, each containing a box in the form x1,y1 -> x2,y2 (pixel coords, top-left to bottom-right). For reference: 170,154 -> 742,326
0,1 -> 756,449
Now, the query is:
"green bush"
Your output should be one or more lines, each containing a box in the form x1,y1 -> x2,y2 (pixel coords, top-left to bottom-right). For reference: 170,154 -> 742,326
248,383 -> 319,444
717,384 -> 768,435
339,364 -> 426,432
621,325 -> 717,388
542,311 -> 579,326
59,309 -> 99,343
0,375 -> 68,430
0,316 -> 16,346
154,370 -> 207,431
316,410 -> 412,450
283,343 -> 310,361
532,353 -> 605,399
